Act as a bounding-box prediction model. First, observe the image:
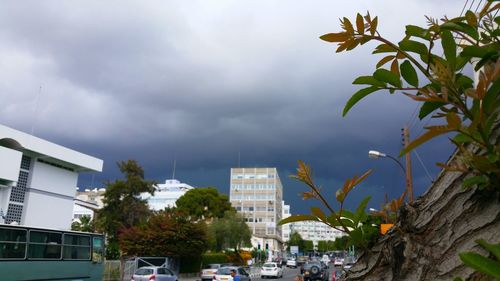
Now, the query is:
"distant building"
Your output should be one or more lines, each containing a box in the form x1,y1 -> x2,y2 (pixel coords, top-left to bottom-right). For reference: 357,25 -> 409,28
0,124 -> 103,229
73,188 -> 106,221
282,202 -> 291,242
229,167 -> 283,257
290,220 -> 345,248
141,179 -> 194,211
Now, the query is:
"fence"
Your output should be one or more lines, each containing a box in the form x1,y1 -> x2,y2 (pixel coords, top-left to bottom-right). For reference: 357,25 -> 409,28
103,257 -> 179,281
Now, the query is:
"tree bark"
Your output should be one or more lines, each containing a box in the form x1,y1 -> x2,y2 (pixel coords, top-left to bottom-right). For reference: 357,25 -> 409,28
343,146 -> 500,280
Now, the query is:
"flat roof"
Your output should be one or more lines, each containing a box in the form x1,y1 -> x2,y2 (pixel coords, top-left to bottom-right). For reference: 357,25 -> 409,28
0,124 -> 103,172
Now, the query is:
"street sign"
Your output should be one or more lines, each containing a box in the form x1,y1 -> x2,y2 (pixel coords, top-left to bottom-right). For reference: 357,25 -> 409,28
290,246 -> 299,255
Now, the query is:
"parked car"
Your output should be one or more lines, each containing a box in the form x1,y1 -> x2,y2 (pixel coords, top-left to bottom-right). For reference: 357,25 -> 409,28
343,257 -> 356,270
260,262 -> 283,279
200,264 -> 221,281
301,261 -> 329,281
131,266 -> 177,281
214,266 -> 251,281
333,257 -> 344,267
286,259 -> 297,268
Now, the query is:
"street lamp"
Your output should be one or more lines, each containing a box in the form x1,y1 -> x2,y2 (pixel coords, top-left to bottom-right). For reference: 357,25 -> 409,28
368,150 -> 406,174
368,150 -> 413,202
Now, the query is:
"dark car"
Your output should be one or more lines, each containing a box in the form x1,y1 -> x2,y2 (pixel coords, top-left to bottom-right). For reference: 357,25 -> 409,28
301,261 -> 329,281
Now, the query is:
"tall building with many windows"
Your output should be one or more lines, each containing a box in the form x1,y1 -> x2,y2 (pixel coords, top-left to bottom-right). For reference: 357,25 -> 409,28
229,167 -> 283,255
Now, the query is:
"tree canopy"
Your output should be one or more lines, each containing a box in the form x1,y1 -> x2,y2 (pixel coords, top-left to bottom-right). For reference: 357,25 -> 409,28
207,210 -> 251,252
176,187 -> 233,220
119,209 -> 207,258
71,215 -> 96,233
96,160 -> 155,259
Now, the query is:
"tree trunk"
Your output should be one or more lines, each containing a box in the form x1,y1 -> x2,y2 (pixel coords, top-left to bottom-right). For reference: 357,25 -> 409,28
343,146 -> 500,280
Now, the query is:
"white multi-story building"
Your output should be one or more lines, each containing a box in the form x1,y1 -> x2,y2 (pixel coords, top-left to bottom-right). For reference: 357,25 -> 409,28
282,202 -> 291,242
141,179 -> 194,211
229,167 -> 283,256
73,188 -> 106,221
290,220 -> 345,247
0,124 -> 103,229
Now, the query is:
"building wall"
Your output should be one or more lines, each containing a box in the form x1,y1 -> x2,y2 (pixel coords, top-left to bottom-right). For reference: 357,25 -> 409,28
23,160 -> 79,229
140,179 -> 193,211
290,220 -> 345,247
282,203 -> 291,242
229,168 -> 283,238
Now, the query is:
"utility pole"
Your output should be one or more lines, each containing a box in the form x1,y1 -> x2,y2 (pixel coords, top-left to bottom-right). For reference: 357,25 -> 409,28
402,126 -> 414,203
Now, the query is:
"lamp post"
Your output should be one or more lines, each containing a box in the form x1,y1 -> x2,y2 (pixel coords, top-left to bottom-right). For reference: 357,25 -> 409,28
368,150 -> 414,202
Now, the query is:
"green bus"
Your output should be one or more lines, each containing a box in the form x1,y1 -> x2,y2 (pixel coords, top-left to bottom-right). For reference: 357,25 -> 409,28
0,224 -> 105,281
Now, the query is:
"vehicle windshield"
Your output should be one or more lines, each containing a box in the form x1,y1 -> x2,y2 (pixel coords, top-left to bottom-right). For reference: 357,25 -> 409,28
263,263 -> 276,268
217,268 -> 235,275
304,261 -> 321,268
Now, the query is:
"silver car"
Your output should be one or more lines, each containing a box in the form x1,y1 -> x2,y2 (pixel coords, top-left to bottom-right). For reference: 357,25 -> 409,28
132,266 -> 178,281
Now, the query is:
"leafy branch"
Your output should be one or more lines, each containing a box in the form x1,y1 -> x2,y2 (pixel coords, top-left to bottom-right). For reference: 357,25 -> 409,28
280,161 -> 379,251
320,1 -> 500,191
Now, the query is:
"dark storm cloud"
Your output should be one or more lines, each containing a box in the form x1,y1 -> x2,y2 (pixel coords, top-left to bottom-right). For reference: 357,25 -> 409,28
0,0 -> 461,213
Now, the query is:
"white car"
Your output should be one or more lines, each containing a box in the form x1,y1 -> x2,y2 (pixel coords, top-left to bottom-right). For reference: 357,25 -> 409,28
286,259 -> 297,268
333,257 -> 344,267
260,262 -> 283,278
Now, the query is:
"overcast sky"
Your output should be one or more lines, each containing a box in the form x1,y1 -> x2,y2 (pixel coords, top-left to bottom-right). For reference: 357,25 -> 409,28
0,0 -> 463,214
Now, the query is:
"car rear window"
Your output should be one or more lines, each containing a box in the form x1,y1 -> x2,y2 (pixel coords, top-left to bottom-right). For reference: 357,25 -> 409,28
204,264 -> 220,269
263,263 -> 276,268
217,268 -> 233,275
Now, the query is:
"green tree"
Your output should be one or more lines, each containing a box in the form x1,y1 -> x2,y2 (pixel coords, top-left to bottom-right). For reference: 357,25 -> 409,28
119,209 -> 207,258
207,211 -> 251,252
71,215 -> 96,233
287,231 -> 305,253
96,160 -> 155,259
176,187 -> 233,220
333,236 -> 349,251
304,240 -> 314,253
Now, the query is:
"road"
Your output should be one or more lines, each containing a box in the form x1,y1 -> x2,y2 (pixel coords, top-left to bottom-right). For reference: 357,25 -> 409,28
251,262 -> 340,281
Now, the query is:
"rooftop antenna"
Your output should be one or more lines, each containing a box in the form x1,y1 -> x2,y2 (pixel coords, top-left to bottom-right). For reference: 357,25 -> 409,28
31,85 -> 43,136
171,159 -> 176,180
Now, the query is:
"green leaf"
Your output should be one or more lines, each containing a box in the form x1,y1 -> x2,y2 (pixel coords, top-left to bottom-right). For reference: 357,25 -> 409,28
354,196 -> 371,225
352,76 -> 386,87
311,207 -> 327,222
376,55 -> 395,68
356,13 -> 364,34
484,79 -> 500,113
372,43 -> 397,54
342,86 -> 380,116
339,210 -> 355,220
465,10 -> 478,27
461,46 -> 489,58
400,60 -> 419,87
476,239 -> 500,260
452,133 -> 474,144
405,25 -> 430,40
373,69 -> 401,87
456,74 -> 474,90
320,32 -> 350,43
459,252 -> 500,279
441,31 -> 456,70
400,126 -> 453,156
279,214 -> 319,225
419,101 -> 446,119
462,175 -> 489,189
399,39 -> 428,56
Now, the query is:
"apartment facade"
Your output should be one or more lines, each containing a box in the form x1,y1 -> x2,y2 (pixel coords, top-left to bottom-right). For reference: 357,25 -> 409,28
229,167 -> 283,254
290,220 -> 345,248
0,124 -> 103,229
282,202 -> 291,242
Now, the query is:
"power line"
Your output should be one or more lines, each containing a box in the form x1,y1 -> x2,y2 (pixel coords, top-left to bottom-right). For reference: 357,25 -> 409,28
413,149 -> 434,183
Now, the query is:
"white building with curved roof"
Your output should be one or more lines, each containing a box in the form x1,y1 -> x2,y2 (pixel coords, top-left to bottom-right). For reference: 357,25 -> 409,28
0,124 -> 103,229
